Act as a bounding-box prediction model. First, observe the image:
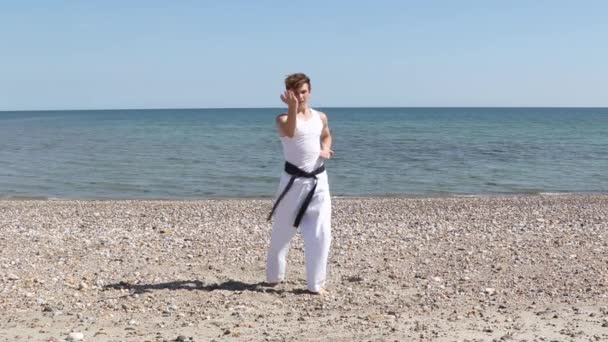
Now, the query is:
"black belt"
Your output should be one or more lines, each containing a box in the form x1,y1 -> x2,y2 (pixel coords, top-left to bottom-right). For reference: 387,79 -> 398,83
267,162 -> 325,228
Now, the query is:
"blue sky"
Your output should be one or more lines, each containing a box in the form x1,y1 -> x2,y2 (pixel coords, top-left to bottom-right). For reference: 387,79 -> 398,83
1,1 -> 606,110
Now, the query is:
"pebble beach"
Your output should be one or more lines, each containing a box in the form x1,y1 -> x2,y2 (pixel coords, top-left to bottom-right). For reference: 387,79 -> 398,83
1,195 -> 607,341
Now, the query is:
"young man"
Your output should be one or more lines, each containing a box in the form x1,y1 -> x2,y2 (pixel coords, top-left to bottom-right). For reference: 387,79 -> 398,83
266,73 -> 333,295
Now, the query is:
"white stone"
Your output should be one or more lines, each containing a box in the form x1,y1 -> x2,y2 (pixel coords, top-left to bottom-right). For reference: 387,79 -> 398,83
67,332 -> 84,341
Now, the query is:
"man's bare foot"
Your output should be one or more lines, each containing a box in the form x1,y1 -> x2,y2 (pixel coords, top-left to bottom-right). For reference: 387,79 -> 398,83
309,288 -> 329,296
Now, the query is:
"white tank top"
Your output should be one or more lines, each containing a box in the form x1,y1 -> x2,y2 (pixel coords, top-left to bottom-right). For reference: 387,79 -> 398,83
280,108 -> 324,173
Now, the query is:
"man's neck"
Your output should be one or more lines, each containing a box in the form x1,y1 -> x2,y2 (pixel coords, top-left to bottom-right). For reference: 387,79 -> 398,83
297,105 -> 310,115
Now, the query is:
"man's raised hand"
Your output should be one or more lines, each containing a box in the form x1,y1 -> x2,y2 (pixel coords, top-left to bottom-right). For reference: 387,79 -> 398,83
280,90 -> 299,108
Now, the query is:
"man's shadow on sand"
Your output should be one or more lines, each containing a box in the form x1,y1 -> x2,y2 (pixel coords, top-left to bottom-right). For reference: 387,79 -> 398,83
103,280 -> 311,296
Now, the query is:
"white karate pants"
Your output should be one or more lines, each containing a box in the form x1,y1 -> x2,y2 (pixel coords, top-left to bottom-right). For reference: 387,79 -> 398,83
266,171 -> 332,292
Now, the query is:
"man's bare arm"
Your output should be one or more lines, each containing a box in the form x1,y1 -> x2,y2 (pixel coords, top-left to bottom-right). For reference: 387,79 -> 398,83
277,90 -> 298,137
319,111 -> 334,159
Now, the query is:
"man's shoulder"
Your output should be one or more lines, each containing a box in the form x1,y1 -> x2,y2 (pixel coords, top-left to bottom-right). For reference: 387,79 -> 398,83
276,113 -> 288,123
315,110 -> 328,122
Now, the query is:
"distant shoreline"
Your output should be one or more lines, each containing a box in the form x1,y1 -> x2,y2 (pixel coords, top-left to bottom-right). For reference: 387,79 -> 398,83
2,191 -> 608,201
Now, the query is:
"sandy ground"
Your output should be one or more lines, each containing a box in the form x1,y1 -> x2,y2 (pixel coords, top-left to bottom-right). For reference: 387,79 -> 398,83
1,196 -> 607,341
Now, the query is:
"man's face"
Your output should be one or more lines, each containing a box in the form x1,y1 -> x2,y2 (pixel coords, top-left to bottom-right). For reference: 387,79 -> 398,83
292,83 -> 311,106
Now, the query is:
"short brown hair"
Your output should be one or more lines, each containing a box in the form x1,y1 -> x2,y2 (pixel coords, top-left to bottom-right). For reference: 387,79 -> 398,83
285,73 -> 311,90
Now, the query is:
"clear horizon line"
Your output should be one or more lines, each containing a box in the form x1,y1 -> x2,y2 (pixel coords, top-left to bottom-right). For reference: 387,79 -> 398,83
2,105 -> 608,113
